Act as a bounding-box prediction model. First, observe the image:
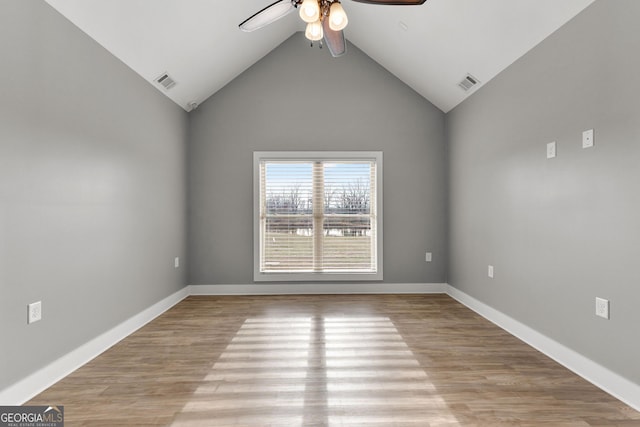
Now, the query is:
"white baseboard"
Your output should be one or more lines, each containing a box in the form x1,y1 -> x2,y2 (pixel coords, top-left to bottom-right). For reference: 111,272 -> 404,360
0,286 -> 189,406
446,284 -> 640,412
3,283 -> 638,413
188,283 -> 447,295
0,283 -> 443,405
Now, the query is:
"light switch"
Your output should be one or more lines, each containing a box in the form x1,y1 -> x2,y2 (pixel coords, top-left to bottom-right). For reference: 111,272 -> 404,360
547,141 -> 556,159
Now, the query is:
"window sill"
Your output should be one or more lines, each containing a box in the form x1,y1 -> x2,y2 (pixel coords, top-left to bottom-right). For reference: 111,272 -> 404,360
253,271 -> 383,282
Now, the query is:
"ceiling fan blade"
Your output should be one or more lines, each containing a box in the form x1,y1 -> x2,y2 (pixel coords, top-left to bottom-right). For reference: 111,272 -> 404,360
350,0 -> 426,4
239,0 -> 296,32
322,20 -> 346,57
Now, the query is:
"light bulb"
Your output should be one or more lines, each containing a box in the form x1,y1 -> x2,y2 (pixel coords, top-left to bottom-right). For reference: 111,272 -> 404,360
329,2 -> 348,31
299,0 -> 320,23
305,20 -> 323,41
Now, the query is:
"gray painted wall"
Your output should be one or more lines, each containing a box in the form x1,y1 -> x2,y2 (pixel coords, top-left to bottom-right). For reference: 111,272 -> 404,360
6,0 -> 636,402
0,2 -> 188,390
189,34 -> 447,285
447,0 -> 640,384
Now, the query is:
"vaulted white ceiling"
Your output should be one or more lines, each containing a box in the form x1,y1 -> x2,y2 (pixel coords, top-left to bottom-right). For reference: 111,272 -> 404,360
44,0 -> 595,112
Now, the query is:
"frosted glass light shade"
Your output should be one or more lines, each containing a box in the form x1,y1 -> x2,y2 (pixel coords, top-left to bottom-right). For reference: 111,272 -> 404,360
329,2 -> 348,31
305,20 -> 323,41
299,0 -> 320,23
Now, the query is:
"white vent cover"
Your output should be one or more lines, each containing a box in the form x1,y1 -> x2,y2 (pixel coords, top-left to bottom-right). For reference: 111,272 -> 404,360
155,73 -> 176,90
458,74 -> 479,91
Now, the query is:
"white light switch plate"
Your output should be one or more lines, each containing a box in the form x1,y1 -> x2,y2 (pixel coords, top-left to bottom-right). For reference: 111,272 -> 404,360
547,141 -> 556,159
583,129 -> 594,148
488,265 -> 494,278
174,257 -> 180,268
425,252 -> 432,262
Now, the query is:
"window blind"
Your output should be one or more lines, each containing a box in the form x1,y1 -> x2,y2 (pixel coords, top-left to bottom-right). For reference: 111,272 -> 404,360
259,157 -> 378,275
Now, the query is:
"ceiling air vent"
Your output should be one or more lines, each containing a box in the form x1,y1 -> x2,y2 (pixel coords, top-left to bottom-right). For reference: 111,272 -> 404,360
155,73 -> 176,90
458,74 -> 479,92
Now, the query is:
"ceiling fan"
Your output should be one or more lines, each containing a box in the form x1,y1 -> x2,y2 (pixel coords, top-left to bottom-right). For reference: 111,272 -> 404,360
239,0 -> 426,57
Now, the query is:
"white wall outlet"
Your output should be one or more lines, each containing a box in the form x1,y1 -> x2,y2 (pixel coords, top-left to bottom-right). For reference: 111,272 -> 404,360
174,257 -> 180,268
488,265 -> 494,278
595,297 -> 609,319
28,301 -> 42,324
425,252 -> 432,262
583,129 -> 594,148
547,141 -> 557,159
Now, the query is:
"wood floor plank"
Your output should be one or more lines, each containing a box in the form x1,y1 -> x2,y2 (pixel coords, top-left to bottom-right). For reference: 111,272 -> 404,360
28,295 -> 639,426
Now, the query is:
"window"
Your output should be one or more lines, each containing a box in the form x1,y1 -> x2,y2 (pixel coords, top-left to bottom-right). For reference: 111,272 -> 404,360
254,152 -> 383,281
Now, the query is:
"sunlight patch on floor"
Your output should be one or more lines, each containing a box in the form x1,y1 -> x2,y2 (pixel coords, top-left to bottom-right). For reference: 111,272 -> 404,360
172,315 -> 459,426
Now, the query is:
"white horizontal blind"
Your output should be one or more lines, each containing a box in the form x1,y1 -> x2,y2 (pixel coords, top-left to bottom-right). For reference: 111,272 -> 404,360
260,162 -> 314,271
259,158 -> 377,274
321,161 -> 376,272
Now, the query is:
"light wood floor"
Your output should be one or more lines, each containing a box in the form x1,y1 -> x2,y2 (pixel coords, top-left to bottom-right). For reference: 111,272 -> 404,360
29,295 -> 639,426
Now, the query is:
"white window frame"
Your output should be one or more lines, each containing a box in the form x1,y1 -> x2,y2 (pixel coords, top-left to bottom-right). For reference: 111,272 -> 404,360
253,151 -> 383,282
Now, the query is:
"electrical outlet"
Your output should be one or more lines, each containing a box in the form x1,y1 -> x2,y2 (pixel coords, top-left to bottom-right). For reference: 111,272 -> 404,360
28,301 -> 42,324
425,252 -> 432,262
583,129 -> 594,148
488,265 -> 494,278
595,297 -> 609,319
174,257 -> 180,268
547,141 -> 556,159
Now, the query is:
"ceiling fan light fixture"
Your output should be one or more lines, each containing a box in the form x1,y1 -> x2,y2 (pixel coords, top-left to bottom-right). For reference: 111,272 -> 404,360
305,20 -> 324,41
329,2 -> 348,31
240,0 -> 427,55
299,0 -> 320,23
